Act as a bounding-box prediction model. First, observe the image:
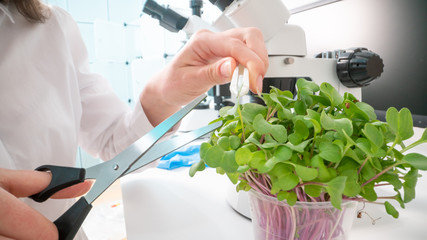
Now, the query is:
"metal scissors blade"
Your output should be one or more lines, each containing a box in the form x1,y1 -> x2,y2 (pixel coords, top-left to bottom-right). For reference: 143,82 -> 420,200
123,120 -> 222,175
84,94 -> 206,203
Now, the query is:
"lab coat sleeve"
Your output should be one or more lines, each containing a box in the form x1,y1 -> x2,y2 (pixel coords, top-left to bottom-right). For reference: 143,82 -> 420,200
55,7 -> 156,161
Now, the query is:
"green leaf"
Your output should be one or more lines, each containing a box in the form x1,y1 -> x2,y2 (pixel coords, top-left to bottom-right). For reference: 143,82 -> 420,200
253,114 -> 270,134
398,108 -> 414,140
235,147 -> 252,165
320,82 -> 344,107
360,162 -> 376,182
356,102 -> 377,120
421,128 -> 427,142
219,120 -> 239,135
294,100 -> 307,115
274,145 -> 292,161
273,172 -> 299,191
203,145 -> 223,168
296,78 -> 320,93
340,169 -> 361,197
270,164 -> 299,192
355,138 -> 374,157
229,135 -> 241,150
277,191 -> 297,205
271,125 -> 288,143
226,172 -> 240,184
362,123 -> 384,149
311,155 -> 334,182
386,107 -> 399,134
325,176 -> 347,209
360,182 -> 377,201
320,111 -> 353,137
219,106 -> 233,117
249,151 -> 266,170
222,150 -> 238,172
237,165 -> 250,173
386,107 -> 414,141
403,168 -> 418,203
294,164 -> 318,181
285,139 -> 311,153
304,184 -> 322,198
319,142 -> 342,163
288,133 -> 302,145
377,173 -> 402,190
236,181 -> 251,192
403,153 -> 427,170
200,142 -> 211,159
218,136 -> 231,150
189,160 -> 206,177
385,201 -> 399,218
277,108 -> 293,120
258,156 -> 282,173
343,100 -> 370,121
395,191 -> 406,209
311,95 -> 331,106
241,103 -> 268,124
306,109 -> 321,123
294,120 -> 309,140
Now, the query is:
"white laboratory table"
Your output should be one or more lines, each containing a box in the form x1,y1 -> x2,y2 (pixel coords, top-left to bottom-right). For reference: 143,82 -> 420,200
121,168 -> 427,240
120,127 -> 427,240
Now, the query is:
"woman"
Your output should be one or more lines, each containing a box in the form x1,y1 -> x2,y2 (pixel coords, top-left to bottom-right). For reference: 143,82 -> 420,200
0,0 -> 268,239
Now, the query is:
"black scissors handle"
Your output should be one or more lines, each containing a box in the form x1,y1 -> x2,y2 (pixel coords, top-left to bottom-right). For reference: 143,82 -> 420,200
29,165 -> 90,239
54,197 -> 92,240
29,165 -> 86,202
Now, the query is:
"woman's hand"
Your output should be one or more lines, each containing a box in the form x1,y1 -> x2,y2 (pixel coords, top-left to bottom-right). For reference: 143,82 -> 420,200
140,27 -> 269,126
0,168 -> 92,240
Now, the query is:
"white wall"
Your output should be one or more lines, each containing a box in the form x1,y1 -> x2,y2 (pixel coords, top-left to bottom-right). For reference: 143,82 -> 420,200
44,0 -> 221,166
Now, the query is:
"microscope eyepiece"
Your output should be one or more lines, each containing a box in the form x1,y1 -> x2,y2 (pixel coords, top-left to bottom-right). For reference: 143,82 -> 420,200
208,0 -> 234,11
143,0 -> 189,32
190,0 -> 204,16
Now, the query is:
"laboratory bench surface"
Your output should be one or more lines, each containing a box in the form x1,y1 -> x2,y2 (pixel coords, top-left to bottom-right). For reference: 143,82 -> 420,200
83,127 -> 427,240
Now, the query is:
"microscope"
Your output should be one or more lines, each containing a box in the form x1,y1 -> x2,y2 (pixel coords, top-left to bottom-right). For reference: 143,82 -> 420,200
142,0 -> 384,218
142,0 -> 384,109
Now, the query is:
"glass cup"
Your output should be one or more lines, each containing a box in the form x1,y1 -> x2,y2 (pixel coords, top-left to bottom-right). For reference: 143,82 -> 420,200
248,190 -> 358,240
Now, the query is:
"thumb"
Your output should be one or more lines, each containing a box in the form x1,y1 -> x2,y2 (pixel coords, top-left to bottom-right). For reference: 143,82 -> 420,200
212,57 -> 236,84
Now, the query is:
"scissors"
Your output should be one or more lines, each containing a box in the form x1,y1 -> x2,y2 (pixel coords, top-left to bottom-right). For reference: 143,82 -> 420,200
29,94 -> 222,240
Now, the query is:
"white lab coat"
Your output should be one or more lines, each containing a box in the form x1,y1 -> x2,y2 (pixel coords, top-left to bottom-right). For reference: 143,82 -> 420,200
0,2 -> 155,239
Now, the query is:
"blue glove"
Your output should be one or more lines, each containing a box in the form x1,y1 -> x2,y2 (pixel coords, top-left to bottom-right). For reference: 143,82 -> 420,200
157,144 -> 201,170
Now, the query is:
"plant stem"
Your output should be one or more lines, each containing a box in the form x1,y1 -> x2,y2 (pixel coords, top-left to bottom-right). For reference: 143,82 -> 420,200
297,182 -> 327,188
266,108 -> 277,121
402,140 -> 424,153
361,162 -> 400,187
236,102 -> 246,141
343,196 -> 386,205
310,133 -> 317,159
375,183 -> 391,187
385,139 -> 398,156
358,156 -> 370,175
376,196 -> 397,200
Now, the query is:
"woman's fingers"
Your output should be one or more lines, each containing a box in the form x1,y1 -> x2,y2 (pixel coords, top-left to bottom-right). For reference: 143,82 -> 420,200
0,187 -> 58,240
0,168 -> 92,199
51,180 -> 93,199
0,168 -> 51,198
187,28 -> 269,94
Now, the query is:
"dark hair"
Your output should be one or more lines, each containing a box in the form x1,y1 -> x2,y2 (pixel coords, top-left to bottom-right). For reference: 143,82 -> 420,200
0,0 -> 49,22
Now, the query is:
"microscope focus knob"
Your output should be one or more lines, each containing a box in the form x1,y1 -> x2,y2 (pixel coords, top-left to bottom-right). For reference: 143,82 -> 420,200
336,48 -> 384,88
